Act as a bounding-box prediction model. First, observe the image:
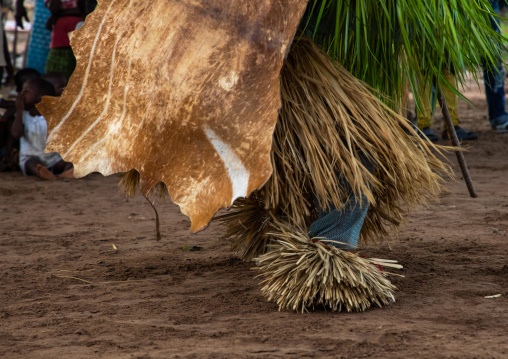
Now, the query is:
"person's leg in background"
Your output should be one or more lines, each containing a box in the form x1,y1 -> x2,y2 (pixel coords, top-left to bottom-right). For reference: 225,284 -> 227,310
441,71 -> 479,140
415,77 -> 439,142
483,0 -> 508,132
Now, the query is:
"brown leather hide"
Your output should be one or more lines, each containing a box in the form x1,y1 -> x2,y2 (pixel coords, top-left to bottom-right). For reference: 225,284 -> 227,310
38,0 -> 309,232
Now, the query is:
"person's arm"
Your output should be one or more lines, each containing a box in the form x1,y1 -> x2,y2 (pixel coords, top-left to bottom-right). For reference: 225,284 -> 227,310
46,0 -> 61,15
45,0 -> 61,30
15,0 -> 29,29
11,94 -> 26,139
77,0 -> 87,16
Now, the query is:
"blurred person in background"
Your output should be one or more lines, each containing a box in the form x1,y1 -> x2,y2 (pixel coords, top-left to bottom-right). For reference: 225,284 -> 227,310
44,0 -> 85,79
483,0 -> 508,133
0,0 -> 14,85
41,71 -> 67,96
11,77 -> 73,180
16,0 -> 53,75
0,67 -> 41,172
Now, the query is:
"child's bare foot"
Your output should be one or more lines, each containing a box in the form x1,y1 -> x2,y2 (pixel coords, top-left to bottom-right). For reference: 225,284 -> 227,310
57,168 -> 74,180
35,164 -> 57,180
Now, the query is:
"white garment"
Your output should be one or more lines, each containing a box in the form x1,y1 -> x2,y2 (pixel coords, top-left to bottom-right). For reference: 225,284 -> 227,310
19,111 -> 62,175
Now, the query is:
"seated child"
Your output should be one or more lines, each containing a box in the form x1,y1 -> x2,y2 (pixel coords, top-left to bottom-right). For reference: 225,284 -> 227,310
0,68 -> 41,171
11,78 -> 74,180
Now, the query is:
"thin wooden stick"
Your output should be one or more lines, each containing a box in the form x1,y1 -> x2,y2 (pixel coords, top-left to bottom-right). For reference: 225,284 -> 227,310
144,195 -> 161,241
436,86 -> 478,198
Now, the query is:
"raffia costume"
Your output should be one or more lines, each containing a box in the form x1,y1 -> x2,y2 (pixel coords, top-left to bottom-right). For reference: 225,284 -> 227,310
38,0 -> 501,312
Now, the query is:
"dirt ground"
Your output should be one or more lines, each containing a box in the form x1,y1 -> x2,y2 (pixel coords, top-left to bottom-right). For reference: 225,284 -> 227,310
1,83 -> 508,359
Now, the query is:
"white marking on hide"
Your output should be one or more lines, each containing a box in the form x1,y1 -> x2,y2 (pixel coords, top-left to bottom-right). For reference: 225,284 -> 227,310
77,57 -> 132,166
218,71 -> 238,91
203,125 -> 249,205
47,0 -> 118,143
64,34 -> 122,158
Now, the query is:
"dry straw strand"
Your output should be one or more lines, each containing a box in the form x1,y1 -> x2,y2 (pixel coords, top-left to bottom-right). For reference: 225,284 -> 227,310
254,220 -> 399,312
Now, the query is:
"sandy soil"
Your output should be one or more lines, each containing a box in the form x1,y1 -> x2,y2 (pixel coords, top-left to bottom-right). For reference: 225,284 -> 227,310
1,85 -> 507,359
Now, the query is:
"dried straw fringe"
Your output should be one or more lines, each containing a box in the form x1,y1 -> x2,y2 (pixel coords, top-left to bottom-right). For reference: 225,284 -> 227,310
254,219 -> 399,312
221,35 -> 451,260
119,169 -> 168,199
119,170 -> 168,241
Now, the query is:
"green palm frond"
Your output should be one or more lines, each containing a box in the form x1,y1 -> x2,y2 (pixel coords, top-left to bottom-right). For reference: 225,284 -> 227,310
300,0 -> 504,108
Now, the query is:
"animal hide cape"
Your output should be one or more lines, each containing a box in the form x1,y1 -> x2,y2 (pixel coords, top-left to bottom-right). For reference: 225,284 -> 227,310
38,0 -> 310,232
